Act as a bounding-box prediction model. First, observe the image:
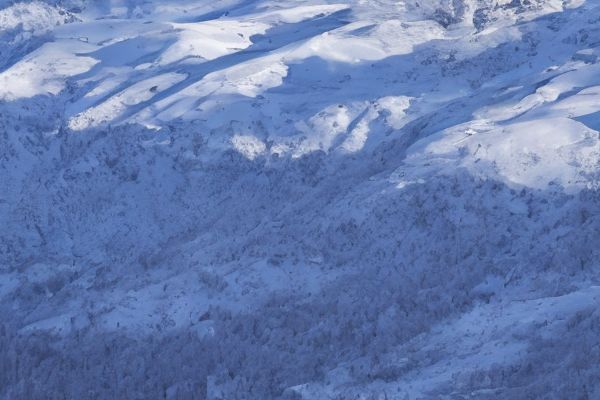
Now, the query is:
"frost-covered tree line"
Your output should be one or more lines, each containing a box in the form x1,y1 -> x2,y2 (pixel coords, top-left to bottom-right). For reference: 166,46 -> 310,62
2,112 -> 600,398
2,0 -> 600,398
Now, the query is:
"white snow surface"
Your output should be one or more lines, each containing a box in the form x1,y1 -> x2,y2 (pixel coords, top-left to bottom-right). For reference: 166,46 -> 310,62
1,0 -> 600,399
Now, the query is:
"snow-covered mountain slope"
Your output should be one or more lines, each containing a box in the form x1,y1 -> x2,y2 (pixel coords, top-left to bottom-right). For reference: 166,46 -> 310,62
2,0 -> 600,399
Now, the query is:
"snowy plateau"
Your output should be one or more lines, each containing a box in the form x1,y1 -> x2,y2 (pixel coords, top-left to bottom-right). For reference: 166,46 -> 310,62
1,0 -> 600,398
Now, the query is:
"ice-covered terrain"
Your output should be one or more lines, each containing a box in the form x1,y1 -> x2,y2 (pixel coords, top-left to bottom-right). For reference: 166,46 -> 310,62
1,0 -> 600,398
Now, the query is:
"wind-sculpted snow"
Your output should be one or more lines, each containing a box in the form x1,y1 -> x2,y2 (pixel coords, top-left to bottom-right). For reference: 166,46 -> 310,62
1,0 -> 600,399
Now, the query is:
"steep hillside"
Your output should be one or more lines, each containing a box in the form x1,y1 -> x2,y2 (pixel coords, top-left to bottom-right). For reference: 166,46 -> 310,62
1,0 -> 600,399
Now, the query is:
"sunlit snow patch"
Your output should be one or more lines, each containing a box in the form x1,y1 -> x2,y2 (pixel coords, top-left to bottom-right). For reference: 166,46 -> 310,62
406,117 -> 600,191
68,72 -> 187,130
0,42 -> 98,101
0,1 -> 72,33
231,134 -> 267,160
